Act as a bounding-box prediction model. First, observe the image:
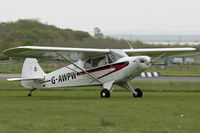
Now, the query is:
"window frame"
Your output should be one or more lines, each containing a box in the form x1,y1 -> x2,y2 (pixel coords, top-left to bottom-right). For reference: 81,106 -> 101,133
84,55 -> 109,69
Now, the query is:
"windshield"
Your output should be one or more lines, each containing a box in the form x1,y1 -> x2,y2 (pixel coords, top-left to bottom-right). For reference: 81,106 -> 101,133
109,50 -> 128,62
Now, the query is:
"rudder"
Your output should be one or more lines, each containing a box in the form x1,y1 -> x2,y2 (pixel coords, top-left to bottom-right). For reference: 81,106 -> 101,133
22,58 -> 45,79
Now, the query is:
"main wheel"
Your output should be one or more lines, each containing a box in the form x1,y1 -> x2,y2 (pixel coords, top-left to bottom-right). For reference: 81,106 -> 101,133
28,93 -> 32,97
133,88 -> 143,98
100,89 -> 110,98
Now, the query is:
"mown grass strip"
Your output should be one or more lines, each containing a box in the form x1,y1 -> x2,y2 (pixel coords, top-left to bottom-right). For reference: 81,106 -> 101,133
0,80 -> 200,92
0,91 -> 200,133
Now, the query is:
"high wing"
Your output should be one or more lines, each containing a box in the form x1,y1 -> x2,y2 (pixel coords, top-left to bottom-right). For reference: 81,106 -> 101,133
123,47 -> 196,57
3,46 -> 110,62
3,46 -> 196,62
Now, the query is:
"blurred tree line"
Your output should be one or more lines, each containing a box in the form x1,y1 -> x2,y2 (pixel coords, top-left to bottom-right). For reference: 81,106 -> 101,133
0,19 -> 129,50
0,19 -> 199,60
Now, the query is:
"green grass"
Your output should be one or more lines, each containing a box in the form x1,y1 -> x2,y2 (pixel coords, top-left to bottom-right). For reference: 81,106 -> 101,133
160,71 -> 200,77
0,80 -> 200,132
0,91 -> 200,133
148,64 -> 200,77
1,80 -> 200,93
147,69 -> 200,77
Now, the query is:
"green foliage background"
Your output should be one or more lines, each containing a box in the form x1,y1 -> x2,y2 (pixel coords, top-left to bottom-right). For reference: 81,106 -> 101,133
0,19 -> 199,60
0,19 -> 128,50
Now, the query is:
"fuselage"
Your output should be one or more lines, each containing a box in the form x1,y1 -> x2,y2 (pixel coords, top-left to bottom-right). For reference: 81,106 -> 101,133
31,56 -> 152,89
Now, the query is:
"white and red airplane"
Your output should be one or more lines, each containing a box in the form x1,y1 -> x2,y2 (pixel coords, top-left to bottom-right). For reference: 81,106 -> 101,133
3,46 -> 196,98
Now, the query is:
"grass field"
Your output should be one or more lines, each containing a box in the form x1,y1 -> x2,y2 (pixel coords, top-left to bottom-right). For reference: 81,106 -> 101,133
0,91 -> 200,133
1,80 -> 200,92
0,80 -> 200,133
148,64 -> 200,77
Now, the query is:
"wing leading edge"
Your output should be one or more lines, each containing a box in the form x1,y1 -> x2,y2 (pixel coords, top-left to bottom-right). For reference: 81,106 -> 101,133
3,46 -> 110,62
123,47 -> 196,57
3,46 -> 196,61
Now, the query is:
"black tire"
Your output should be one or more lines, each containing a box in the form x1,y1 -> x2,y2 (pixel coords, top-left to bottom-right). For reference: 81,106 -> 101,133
28,93 -> 32,97
133,88 -> 143,98
100,89 -> 110,98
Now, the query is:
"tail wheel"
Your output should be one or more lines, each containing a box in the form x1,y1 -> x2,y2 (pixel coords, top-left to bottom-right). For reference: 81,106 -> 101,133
100,89 -> 110,98
133,88 -> 143,98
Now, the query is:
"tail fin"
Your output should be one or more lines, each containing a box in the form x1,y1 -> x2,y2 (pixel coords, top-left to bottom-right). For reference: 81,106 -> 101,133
19,58 -> 46,88
7,58 -> 46,88
22,58 -> 45,79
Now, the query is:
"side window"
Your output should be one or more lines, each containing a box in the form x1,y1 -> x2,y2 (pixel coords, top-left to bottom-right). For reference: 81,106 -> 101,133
92,56 -> 106,68
84,58 -> 92,69
107,53 -> 114,64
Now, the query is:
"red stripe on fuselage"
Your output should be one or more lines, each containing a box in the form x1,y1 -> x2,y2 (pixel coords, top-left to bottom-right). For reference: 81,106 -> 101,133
97,63 -> 127,79
77,62 -> 129,79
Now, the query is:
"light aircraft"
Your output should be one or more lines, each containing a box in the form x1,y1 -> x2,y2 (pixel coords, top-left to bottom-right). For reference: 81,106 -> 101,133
3,46 -> 196,98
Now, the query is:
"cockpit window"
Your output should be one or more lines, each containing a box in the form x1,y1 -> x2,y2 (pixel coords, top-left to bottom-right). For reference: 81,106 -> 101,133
84,55 -> 107,69
84,58 -> 92,69
84,51 -> 127,69
92,56 -> 106,68
107,53 -> 114,63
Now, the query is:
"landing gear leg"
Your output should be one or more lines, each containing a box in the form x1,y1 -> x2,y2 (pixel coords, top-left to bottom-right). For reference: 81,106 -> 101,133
119,82 -> 143,98
100,81 -> 114,98
28,88 -> 37,97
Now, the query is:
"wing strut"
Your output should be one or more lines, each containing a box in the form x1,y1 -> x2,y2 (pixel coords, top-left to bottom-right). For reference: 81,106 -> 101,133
152,53 -> 166,62
56,52 -> 102,84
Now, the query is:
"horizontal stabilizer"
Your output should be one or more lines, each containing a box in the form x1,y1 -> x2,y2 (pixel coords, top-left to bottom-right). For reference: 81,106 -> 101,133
7,77 -> 44,81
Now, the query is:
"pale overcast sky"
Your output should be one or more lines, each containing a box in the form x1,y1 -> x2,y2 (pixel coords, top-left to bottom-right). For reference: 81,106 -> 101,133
0,0 -> 200,34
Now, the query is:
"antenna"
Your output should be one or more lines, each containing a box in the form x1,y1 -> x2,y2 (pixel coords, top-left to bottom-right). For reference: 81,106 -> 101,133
127,41 -> 133,49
